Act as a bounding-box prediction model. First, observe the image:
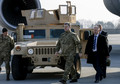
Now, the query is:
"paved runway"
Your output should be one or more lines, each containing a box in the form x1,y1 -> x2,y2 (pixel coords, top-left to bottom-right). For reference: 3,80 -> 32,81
0,34 -> 120,84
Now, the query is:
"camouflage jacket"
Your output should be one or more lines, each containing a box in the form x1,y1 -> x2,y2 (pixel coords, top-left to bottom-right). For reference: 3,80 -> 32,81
0,34 -> 14,56
56,31 -> 82,56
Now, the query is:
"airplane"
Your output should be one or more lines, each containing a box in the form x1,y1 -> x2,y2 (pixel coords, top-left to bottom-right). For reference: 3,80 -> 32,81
103,0 -> 120,17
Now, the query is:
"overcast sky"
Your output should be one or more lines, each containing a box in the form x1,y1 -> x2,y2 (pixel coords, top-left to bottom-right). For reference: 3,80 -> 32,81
40,0 -> 119,22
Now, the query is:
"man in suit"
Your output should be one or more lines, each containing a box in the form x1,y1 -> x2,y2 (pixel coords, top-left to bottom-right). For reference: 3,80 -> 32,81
97,24 -> 112,53
85,26 -> 109,83
97,24 -> 112,78
99,25 -> 108,36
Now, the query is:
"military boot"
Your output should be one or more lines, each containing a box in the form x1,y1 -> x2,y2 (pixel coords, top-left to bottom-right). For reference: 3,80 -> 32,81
59,80 -> 66,84
70,79 -> 77,83
6,74 -> 10,81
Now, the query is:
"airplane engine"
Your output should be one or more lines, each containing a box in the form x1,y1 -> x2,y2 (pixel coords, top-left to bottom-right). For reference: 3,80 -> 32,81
0,0 -> 41,30
103,0 -> 120,17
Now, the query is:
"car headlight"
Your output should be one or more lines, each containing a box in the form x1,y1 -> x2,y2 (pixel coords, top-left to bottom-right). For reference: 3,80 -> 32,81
28,48 -> 34,55
15,46 -> 21,51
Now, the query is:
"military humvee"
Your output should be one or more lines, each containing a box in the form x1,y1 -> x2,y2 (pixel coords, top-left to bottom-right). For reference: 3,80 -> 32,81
11,1 -> 93,80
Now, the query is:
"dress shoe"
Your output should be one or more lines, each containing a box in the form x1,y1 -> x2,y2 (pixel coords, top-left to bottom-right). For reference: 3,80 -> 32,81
94,80 -> 99,83
6,78 -> 10,81
6,74 -> 10,81
59,80 -> 66,84
103,75 -> 106,78
70,79 -> 77,83
0,67 -> 1,72
100,75 -> 103,81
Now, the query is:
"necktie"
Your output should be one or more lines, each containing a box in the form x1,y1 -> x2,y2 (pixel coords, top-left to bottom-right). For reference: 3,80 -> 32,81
93,36 -> 97,50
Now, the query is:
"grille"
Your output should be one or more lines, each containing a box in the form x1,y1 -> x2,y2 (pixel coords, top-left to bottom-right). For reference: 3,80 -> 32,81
35,47 -> 56,55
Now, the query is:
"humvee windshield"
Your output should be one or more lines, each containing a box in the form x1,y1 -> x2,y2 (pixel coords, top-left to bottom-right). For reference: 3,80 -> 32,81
23,29 -> 74,39
23,29 -> 46,39
50,29 -> 74,38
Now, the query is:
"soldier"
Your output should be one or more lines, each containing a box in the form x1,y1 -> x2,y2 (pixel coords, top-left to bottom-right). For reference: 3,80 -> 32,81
55,22 -> 82,84
0,28 -> 14,80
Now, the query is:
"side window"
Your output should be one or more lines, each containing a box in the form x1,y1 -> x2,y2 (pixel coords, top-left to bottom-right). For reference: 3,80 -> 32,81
30,9 -> 44,19
59,5 -> 76,15
60,5 -> 67,15
36,9 -> 44,18
71,6 -> 76,15
50,29 -> 64,38
30,10 -> 36,19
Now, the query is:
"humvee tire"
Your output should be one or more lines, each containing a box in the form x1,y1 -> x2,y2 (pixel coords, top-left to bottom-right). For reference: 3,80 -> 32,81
11,55 -> 27,80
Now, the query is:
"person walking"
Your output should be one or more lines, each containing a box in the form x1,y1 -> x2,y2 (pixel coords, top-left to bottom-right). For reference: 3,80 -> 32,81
97,24 -> 111,78
98,24 -> 112,53
85,26 -> 109,83
55,22 -> 82,84
0,28 -> 14,80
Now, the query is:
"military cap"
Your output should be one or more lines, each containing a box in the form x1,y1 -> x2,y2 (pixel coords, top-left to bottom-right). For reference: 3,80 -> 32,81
64,22 -> 71,27
2,28 -> 8,33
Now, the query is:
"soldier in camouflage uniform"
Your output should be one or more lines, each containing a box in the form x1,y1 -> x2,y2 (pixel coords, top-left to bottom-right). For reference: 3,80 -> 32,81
55,22 -> 82,84
0,28 -> 14,80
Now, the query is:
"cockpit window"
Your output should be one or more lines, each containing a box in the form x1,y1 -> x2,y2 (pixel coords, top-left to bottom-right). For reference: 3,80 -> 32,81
23,29 -> 45,39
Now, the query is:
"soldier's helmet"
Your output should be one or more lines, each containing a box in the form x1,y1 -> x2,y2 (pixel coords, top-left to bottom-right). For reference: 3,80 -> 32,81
2,28 -> 8,33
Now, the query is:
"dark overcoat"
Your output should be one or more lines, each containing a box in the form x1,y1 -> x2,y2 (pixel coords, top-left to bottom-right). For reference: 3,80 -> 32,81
85,34 -> 109,64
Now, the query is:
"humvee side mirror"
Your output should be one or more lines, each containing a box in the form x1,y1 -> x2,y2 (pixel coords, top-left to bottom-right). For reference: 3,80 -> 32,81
84,31 -> 91,40
11,32 -> 17,42
80,30 -> 92,40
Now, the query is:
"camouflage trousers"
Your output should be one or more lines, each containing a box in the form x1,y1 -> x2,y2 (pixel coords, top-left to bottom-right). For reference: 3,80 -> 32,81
0,56 -> 10,74
62,55 -> 77,81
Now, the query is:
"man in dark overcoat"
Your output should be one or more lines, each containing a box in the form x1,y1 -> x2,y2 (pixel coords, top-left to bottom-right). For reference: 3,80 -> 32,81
85,26 -> 109,83
97,24 -> 112,78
